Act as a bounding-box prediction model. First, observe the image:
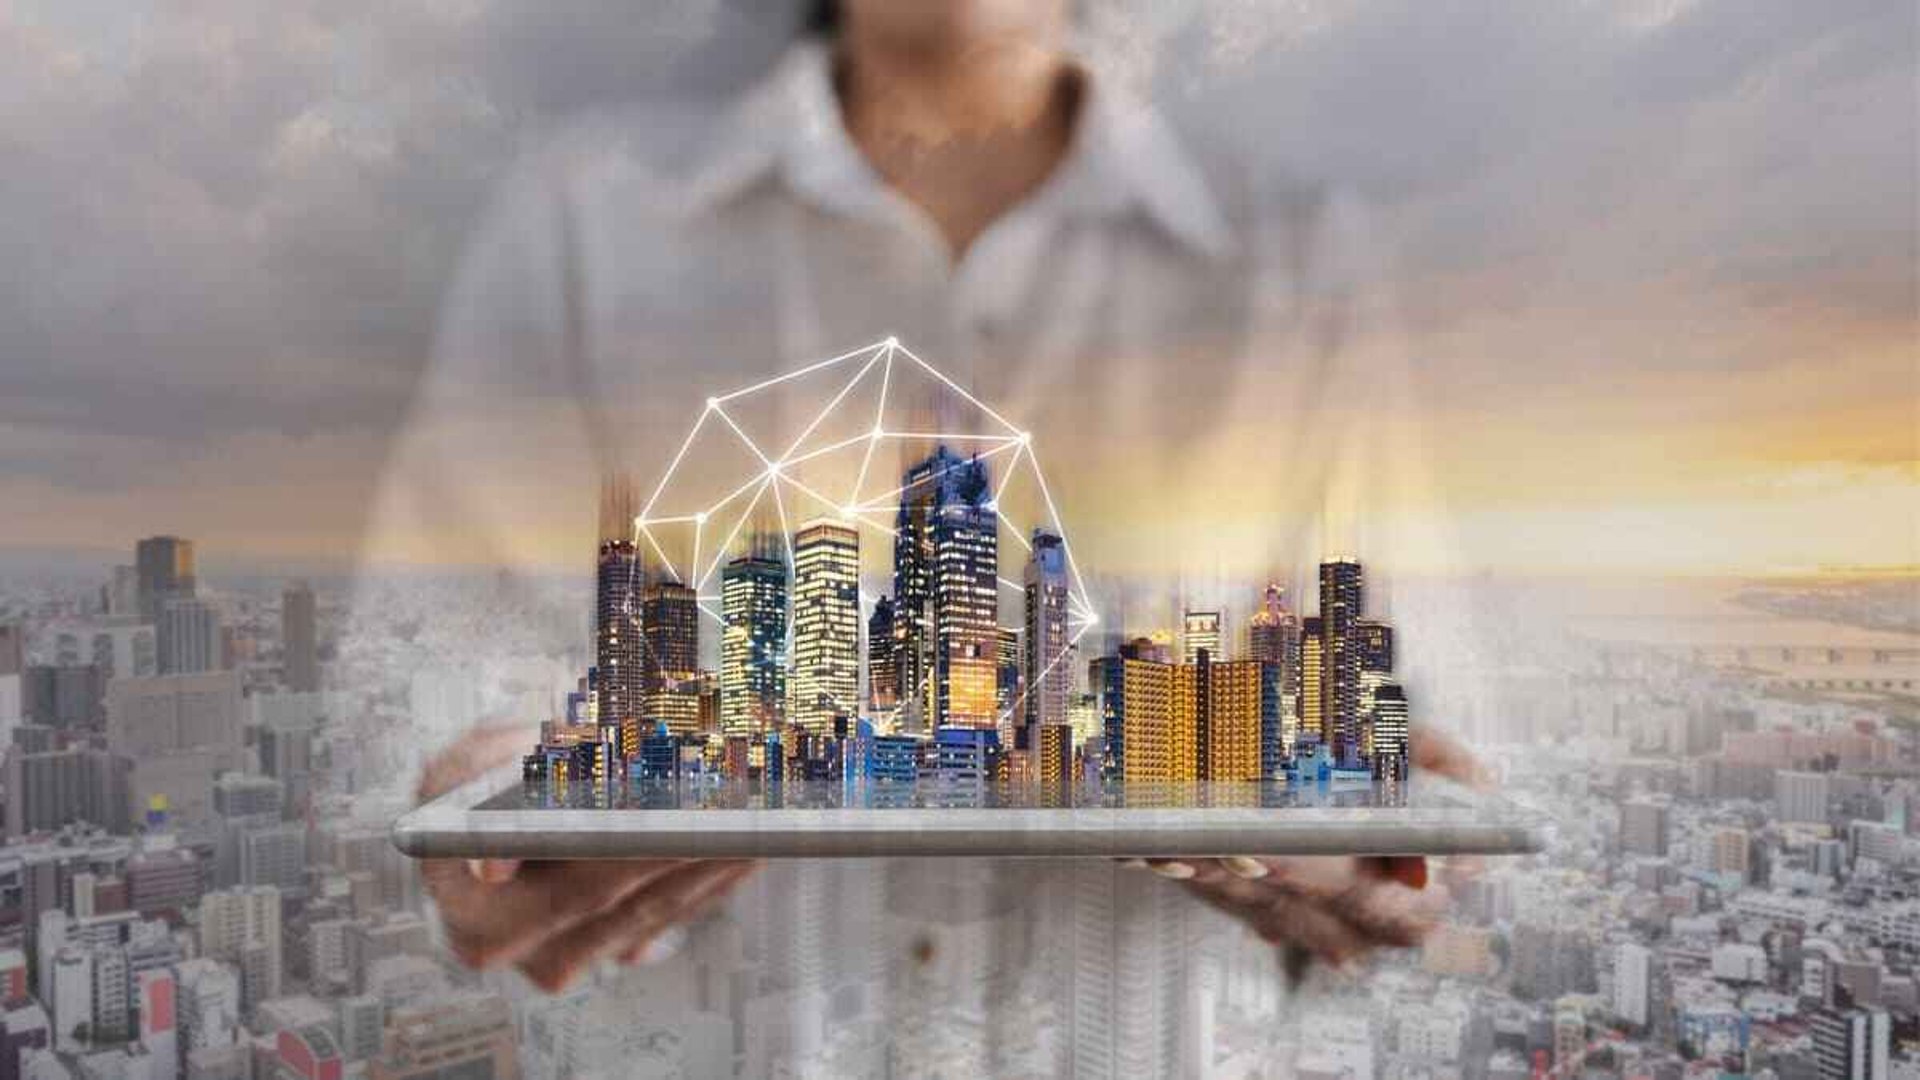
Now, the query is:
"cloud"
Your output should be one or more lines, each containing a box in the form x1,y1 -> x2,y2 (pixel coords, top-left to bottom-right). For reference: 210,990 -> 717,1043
0,0 -> 1909,569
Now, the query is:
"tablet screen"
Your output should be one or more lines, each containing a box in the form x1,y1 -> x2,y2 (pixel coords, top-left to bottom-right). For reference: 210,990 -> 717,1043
476,777 -> 1433,813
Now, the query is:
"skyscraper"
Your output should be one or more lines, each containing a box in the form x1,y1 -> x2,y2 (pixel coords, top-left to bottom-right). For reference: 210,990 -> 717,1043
1318,559 -> 1365,765
1369,680 -> 1410,781
1812,1006 -> 1891,1080
1299,616 -> 1324,751
790,519 -> 859,735
894,447 -> 998,731
1356,618 -> 1395,674
721,552 -> 786,739
994,625 -> 1021,735
866,596 -> 899,724
1247,583 -> 1301,772
594,539 -> 643,744
1098,640 -> 1197,783
642,581 -> 701,736
281,582 -> 318,693
135,537 -> 196,622
1023,528 -> 1071,747
1182,610 -> 1221,667
157,597 -> 220,676
1197,656 -> 1263,783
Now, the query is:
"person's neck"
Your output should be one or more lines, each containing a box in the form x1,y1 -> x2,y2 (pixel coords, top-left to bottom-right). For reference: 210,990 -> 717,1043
834,33 -> 1080,260
838,36 -> 1066,148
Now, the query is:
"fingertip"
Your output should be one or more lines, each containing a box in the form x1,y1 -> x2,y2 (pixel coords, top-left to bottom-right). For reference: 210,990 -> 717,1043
468,859 -> 522,884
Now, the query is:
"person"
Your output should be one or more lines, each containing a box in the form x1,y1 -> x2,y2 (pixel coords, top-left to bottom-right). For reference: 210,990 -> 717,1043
366,0 -> 1486,1071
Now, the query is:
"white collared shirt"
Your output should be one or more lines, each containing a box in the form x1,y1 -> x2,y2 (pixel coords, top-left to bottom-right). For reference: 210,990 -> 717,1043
361,39 -> 1453,1080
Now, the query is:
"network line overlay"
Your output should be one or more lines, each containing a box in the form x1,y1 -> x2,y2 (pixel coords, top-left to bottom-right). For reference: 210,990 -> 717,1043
627,336 -> 1097,731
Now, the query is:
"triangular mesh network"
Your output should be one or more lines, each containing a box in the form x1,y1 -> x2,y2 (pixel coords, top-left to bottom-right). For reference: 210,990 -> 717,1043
632,338 -> 1098,726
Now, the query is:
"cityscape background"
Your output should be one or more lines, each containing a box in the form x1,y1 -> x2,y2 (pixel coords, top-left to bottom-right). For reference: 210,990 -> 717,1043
0,0 -> 1912,1079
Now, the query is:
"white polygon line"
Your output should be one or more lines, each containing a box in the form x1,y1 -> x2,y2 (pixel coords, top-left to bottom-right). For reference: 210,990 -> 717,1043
713,339 -> 886,404
892,342 -> 1023,435
880,432 -> 1020,443
852,439 -> 1023,512
641,406 -> 711,520
847,350 -> 893,505
696,477 -> 771,591
636,522 -> 681,584
778,348 -> 882,464
1024,449 -> 1093,611
780,431 -> 875,471
711,402 -> 772,467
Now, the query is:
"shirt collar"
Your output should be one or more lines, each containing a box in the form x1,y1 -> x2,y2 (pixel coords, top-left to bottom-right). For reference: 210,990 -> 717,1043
682,40 -> 1236,261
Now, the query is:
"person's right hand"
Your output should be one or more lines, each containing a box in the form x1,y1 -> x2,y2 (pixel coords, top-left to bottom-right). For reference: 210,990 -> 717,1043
415,725 -> 758,992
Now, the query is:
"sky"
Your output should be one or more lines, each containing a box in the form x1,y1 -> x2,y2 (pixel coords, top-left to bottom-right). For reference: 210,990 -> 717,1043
0,0 -> 1912,578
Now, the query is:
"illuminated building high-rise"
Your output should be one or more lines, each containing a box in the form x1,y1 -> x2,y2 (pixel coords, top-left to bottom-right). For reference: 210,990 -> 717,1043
1356,619 -> 1394,674
1037,721 -> 1073,803
995,625 -> 1021,737
894,446 -> 998,731
1196,656 -> 1262,783
1299,617 -> 1324,752
594,539 -> 643,745
1098,640 -> 1197,783
1368,680 -> 1410,781
1023,528 -> 1071,748
1247,583 -> 1301,774
721,552 -> 786,738
866,596 -> 899,724
1318,559 -> 1365,765
790,519 -> 860,735
642,580 -> 701,736
1182,610 -> 1221,667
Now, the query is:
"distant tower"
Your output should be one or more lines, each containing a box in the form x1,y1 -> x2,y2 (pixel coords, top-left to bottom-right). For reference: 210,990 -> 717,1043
135,536 -> 196,621
721,548 -> 787,738
642,581 -> 701,736
790,519 -> 860,735
1023,529 -> 1071,747
1181,610 -> 1221,667
281,582 -> 318,693
158,597 -> 220,675
1318,559 -> 1365,766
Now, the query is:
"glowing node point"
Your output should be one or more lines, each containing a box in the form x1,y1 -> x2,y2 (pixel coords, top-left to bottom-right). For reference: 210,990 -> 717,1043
704,396 -> 719,409
1019,431 -> 1032,443
883,336 -> 899,349
694,511 -> 708,525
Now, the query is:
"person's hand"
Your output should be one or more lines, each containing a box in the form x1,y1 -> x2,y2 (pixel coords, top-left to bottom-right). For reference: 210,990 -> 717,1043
415,725 -> 758,992
1142,728 -> 1489,971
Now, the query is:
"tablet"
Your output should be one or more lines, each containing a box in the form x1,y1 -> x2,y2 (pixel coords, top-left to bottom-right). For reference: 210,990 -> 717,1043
391,772 -> 1547,860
